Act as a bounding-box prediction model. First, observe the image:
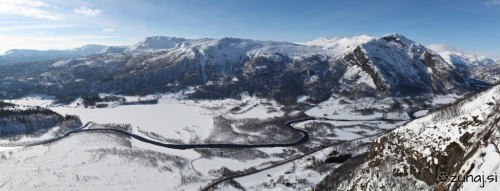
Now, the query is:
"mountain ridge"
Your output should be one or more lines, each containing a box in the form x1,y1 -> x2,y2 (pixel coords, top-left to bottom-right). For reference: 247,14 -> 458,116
0,33 -> 426,64
2,33 -> 496,67
0,33 -> 473,103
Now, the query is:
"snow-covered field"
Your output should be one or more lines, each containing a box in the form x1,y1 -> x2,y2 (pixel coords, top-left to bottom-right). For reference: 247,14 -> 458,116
51,103 -> 214,142
131,138 -> 201,160
432,94 -> 460,105
413,110 -> 429,118
4,94 -> 55,107
305,97 -> 393,120
193,157 -> 282,174
0,92 -> 428,190
236,162 -> 295,188
0,132 -> 206,191
234,136 -> 374,191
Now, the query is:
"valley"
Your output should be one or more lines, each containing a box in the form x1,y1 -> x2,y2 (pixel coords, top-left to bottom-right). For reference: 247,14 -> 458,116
0,32 -> 498,191
0,89 -> 459,190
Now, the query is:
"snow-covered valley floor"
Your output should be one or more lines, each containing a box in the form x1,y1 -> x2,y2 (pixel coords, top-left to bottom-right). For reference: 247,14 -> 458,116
0,93 -> 455,190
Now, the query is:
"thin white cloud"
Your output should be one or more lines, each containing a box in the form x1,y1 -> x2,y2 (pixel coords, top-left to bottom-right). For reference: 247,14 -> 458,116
427,44 -> 463,53
102,28 -> 116,32
0,0 -> 63,20
0,24 -> 76,32
37,31 -> 45,35
1,0 -> 49,7
0,21 -> 48,24
483,0 -> 500,6
74,6 -> 103,17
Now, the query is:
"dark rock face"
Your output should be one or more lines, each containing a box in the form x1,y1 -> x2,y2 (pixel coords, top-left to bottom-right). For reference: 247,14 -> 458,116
366,129 -> 479,186
340,47 -> 388,98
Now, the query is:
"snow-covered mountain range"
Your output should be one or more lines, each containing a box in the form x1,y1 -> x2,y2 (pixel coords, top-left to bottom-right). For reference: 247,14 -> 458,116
0,45 -> 107,65
427,49 -> 500,83
3,34 -> 498,68
0,33 -> 473,102
438,51 -> 498,67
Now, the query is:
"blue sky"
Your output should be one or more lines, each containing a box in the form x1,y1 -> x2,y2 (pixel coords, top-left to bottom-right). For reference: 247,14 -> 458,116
1,0 -> 499,58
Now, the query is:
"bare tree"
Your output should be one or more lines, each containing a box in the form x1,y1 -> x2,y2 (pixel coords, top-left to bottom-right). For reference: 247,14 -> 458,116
488,123 -> 500,156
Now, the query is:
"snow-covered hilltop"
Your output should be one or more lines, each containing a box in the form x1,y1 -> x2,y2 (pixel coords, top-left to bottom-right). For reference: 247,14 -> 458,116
297,35 -> 375,52
125,36 -> 189,52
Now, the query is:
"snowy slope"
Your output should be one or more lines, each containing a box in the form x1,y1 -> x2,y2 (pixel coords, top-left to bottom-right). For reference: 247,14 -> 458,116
51,102 -> 214,142
100,46 -> 127,54
334,84 -> 500,190
297,35 -> 375,54
125,36 -> 189,52
0,129 -> 207,190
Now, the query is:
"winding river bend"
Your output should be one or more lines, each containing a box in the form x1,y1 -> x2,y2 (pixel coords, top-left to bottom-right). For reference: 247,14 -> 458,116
21,114 -> 412,149
23,117 -> 312,149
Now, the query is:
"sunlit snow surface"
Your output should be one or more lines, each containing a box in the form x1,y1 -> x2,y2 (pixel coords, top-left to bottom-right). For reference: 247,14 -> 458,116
1,92 -> 432,190
0,132 -> 204,190
51,103 -> 214,141
413,110 -> 429,118
432,94 -> 460,105
4,94 -> 55,107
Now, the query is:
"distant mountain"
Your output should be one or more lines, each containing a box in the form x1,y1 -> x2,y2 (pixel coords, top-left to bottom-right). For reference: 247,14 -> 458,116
0,45 -> 107,64
0,33 -> 472,102
470,63 -> 500,83
445,52 -> 500,83
438,51 -> 498,67
428,49 -> 500,82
